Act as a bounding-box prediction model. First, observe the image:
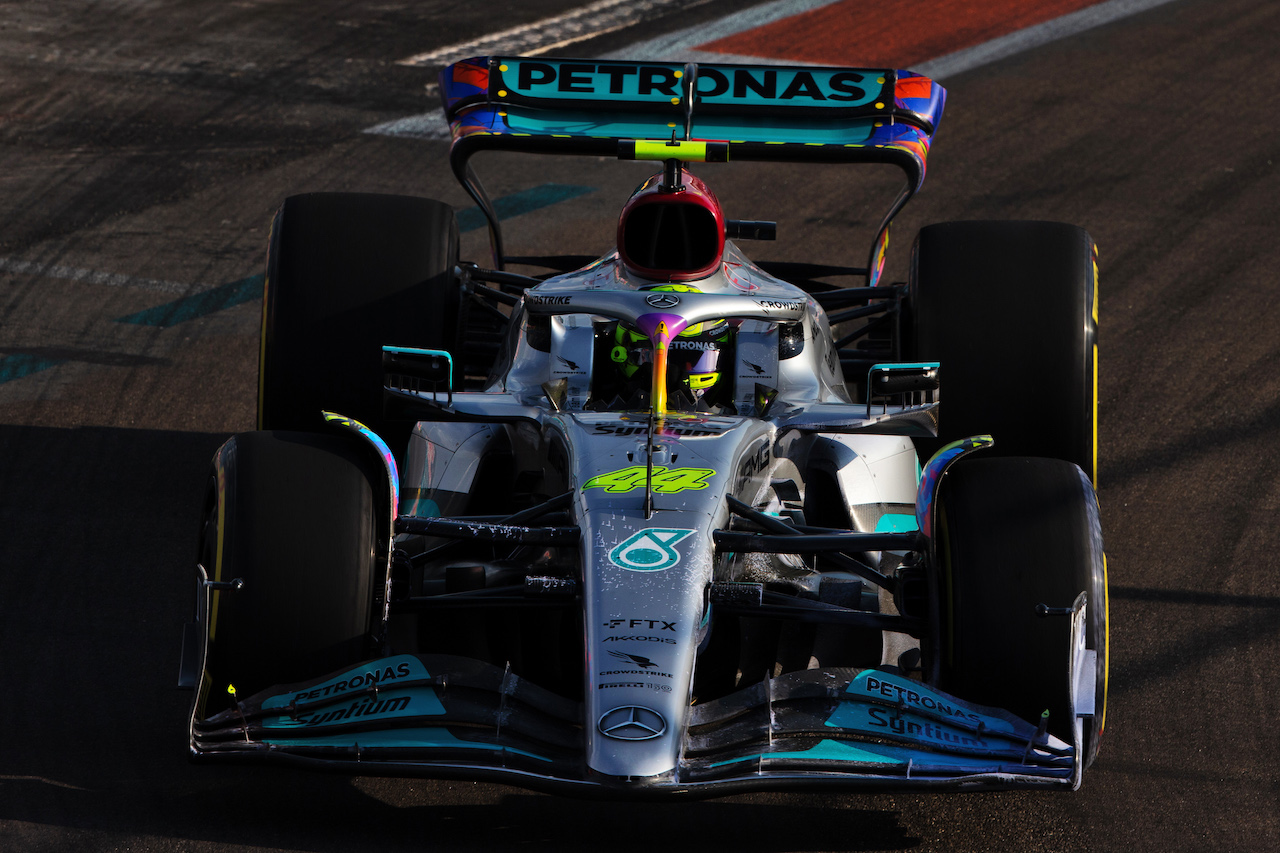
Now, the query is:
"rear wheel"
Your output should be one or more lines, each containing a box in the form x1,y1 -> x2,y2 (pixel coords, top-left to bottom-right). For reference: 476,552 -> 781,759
197,430 -> 382,717
909,221 -> 1098,482
259,192 -> 459,452
937,456 -> 1107,764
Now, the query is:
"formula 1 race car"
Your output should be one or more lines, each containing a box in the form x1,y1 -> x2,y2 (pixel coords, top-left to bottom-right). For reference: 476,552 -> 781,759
179,55 -> 1107,796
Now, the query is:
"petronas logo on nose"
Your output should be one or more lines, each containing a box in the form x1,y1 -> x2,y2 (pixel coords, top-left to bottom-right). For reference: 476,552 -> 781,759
609,528 -> 695,571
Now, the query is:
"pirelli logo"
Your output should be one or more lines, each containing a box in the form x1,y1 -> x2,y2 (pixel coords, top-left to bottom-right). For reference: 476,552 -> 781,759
490,58 -> 894,112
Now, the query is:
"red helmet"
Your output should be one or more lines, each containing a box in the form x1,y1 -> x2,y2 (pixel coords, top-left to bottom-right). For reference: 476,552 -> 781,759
617,170 -> 726,281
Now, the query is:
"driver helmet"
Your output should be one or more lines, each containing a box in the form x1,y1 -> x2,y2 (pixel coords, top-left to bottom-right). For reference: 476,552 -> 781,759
609,284 -> 731,406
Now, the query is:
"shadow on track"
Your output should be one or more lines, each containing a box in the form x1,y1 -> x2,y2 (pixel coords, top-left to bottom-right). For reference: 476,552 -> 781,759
0,423 -> 922,851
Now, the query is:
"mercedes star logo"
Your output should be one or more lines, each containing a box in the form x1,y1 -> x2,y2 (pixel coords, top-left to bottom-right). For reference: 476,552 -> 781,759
645,293 -> 680,308
598,705 -> 667,741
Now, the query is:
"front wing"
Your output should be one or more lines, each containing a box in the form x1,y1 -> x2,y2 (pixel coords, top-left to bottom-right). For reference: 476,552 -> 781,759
191,654 -> 1082,797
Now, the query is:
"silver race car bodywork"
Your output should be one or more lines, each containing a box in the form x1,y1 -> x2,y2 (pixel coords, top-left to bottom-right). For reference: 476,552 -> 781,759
181,55 -> 1105,797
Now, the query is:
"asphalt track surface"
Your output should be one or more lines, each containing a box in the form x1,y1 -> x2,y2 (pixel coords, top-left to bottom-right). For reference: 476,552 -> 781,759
2,0 -> 1278,850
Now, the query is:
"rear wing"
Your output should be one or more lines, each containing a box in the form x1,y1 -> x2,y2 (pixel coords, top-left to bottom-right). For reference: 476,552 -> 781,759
439,56 -> 946,282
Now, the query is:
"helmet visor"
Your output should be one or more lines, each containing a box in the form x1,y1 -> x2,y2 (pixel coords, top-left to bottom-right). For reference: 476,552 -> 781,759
622,337 -> 723,393
667,343 -> 723,388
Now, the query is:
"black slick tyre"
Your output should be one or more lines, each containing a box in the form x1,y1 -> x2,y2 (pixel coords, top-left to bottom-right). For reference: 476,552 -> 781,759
937,456 -> 1107,764
909,221 -> 1098,483
258,192 -> 459,449
197,430 -> 382,717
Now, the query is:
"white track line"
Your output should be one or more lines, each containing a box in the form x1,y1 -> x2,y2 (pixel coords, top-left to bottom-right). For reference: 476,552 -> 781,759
600,0 -> 844,62
397,0 -> 692,68
912,0 -> 1182,81
0,257 -> 190,294
364,110 -> 453,141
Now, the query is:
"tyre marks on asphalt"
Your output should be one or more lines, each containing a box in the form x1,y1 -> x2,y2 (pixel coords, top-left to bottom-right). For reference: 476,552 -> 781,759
0,182 -> 597,388
0,353 -> 64,383
0,257 -> 189,294
454,183 -> 595,232
0,0 -> 1186,405
113,273 -> 266,329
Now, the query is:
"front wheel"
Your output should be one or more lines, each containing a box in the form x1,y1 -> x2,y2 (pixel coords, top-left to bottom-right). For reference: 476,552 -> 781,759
196,430 -> 382,717
937,456 -> 1107,765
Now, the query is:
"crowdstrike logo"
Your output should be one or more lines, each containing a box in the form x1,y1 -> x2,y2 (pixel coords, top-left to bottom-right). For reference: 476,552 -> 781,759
608,650 -> 659,669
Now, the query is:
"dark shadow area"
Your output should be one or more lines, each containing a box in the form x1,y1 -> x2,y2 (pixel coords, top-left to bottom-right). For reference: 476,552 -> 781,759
0,422 -> 922,851
1107,604 -> 1280,696
1100,395 -> 1280,491
0,425 -> 228,831
3,771 -> 922,852
1110,584 -> 1280,609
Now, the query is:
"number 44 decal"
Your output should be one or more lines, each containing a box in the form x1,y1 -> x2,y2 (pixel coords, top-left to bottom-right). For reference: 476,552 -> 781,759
583,465 -> 716,494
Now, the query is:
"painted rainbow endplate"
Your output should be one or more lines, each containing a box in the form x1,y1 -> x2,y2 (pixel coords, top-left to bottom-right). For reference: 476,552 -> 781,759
869,224 -> 890,287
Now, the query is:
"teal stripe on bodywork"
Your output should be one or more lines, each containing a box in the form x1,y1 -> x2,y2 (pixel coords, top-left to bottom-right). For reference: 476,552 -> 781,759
711,738 -> 902,768
262,726 -> 553,761
821,703 -> 1032,759
831,670 -> 1034,740
709,738 -> 1032,772
874,513 -> 918,533
261,655 -> 441,715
